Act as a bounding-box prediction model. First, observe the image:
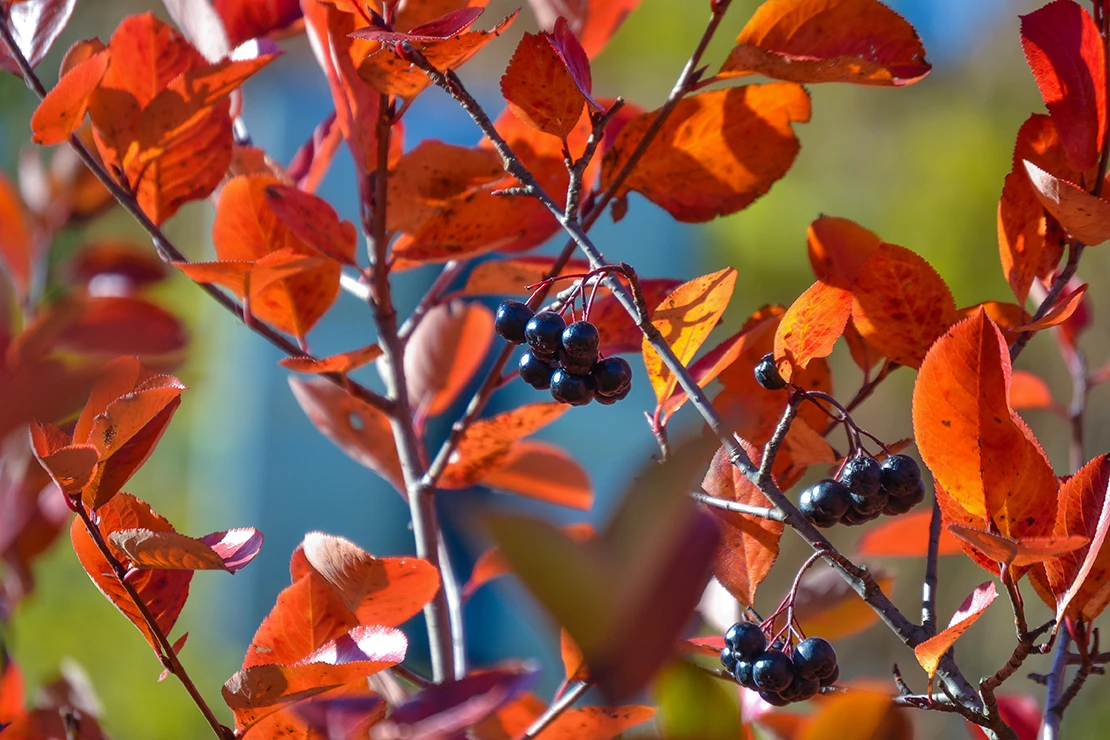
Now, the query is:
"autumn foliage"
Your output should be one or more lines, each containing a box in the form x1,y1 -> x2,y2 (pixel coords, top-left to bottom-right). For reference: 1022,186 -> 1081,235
3,0 -> 1110,739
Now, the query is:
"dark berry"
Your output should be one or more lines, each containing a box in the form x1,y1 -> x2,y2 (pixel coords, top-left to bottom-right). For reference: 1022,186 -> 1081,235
550,368 -> 595,406
839,456 -> 882,498
841,506 -> 880,526
495,300 -> 534,344
725,622 -> 767,661
733,660 -> 755,689
781,673 -> 820,703
518,352 -> 557,390
592,357 -> 632,397
793,637 -> 837,680
880,454 -> 921,498
849,487 -> 889,517
752,650 -> 795,693
883,494 -> 918,516
819,664 -> 840,687
759,690 -> 791,707
799,479 -> 851,525
525,311 -> 566,356
594,385 -> 630,405
720,646 -> 739,674
561,321 -> 599,360
559,350 -> 595,376
755,352 -> 787,390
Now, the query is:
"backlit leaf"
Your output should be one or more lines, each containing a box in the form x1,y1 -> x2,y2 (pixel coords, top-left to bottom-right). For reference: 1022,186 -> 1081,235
591,277 -> 682,355
0,0 -> 77,75
109,527 -> 263,573
966,694 -> 1042,740
212,0 -> 303,48
914,582 -> 997,678
773,276 -> 852,383
913,310 -> 1058,539
851,243 -> 955,368
1024,160 -> 1110,245
947,525 -> 1087,569
288,376 -> 405,496
279,344 -> 383,375
807,215 -> 881,283
439,403 -> 566,488
642,268 -> 737,403
856,510 -> 962,558
264,184 -> 359,267
474,693 -> 655,740
458,255 -> 591,297
501,29 -> 588,139
0,172 -> 35,299
1010,370 -> 1058,412
479,440 -> 593,509
1043,454 -> 1110,621
799,684 -> 911,740
29,50 -> 109,145
653,659 -> 741,740
526,0 -> 642,60
1021,0 -> 1107,172
1015,284 -> 1088,332
601,85 -> 810,222
405,301 -> 494,417
720,0 -> 930,86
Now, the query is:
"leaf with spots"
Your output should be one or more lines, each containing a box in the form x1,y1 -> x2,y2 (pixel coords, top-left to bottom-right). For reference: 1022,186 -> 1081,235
500,22 -> 591,140
913,309 -> 1059,556
457,255 -> 591,297
70,493 -> 193,656
474,693 -> 656,740
773,276 -> 852,383
591,278 -> 683,355
109,527 -> 264,573
851,243 -> 956,368
263,184 -> 360,267
439,403 -> 567,488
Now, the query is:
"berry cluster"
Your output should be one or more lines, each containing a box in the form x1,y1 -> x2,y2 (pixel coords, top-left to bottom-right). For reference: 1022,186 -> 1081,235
799,453 -> 925,528
720,622 -> 839,706
495,300 -> 632,406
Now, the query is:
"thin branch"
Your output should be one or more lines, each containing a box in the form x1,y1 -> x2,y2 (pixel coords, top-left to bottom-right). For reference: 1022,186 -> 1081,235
921,497 -> 942,636
1009,241 -> 1085,361
822,360 -> 899,435
691,490 -> 787,522
758,391 -> 800,485
1042,631 -> 1073,740
362,95 -> 457,682
0,21 -> 392,416
397,261 -> 465,343
74,506 -> 231,740
519,682 -> 590,740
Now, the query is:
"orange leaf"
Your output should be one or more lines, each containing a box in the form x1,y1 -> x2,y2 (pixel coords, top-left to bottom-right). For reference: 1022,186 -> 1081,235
439,403 -> 567,488
288,376 -> 405,495
457,255 -> 591,297
528,0 -> 642,60
30,49 -> 109,146
264,184 -> 359,266
798,683 -> 911,740
947,525 -> 1087,569
957,300 -> 1028,346
561,629 -> 590,683
279,344 -> 383,375
1044,454 -> 1110,621
478,440 -> 593,509
807,215 -> 881,283
600,84 -> 810,222
913,310 -> 1058,537
224,625 -> 406,732
914,581 -> 998,678
70,493 -> 193,655
501,30 -> 587,139
851,243 -> 955,368
1010,370 -> 1058,412
1024,160 -> 1110,245
474,693 -> 655,740
463,522 -> 595,599
773,276 -> 852,383
659,319 -> 767,419
794,566 -> 895,642
856,510 -> 963,558
0,171 -> 35,300
293,532 -> 440,627
642,268 -> 737,403
591,277 -> 682,355
1015,283 -> 1088,331
109,527 -> 263,573
701,444 -> 784,606
721,0 -> 930,87
404,301 -> 494,417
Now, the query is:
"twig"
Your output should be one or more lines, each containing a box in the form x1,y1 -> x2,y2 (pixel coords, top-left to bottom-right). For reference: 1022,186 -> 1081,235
691,490 -> 787,522
1042,631 -> 1073,740
1009,241 -> 1085,361
758,391 -> 800,485
362,95 -> 456,683
921,497 -> 942,636
518,682 -> 590,740
822,361 -> 899,435
0,20 -> 393,416
73,506 -> 231,739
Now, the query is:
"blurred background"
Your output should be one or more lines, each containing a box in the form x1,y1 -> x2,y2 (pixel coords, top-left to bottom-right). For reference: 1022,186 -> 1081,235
3,0 -> 1109,737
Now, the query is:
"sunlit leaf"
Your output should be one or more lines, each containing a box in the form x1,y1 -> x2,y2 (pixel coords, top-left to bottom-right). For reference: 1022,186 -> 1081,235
914,582 -> 998,678
479,440 -> 593,509
439,403 -> 566,488
501,29 -> 588,139
109,527 -> 263,573
279,344 -> 383,375
474,693 -> 655,740
1043,454 -> 1110,621
0,0 -> 77,75
856,510 -> 962,558
1024,160 -> 1110,245
773,276 -> 852,383
405,301 -> 494,417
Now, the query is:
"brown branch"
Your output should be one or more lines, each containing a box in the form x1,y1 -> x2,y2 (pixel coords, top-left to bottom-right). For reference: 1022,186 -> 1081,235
921,497 -> 942,636
0,18 -> 392,416
73,506 -> 231,740
1009,241 -> 1086,362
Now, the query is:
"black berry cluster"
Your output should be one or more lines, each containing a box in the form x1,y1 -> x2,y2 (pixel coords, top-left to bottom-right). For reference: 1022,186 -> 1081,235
720,622 -> 839,705
799,453 -> 925,528
755,352 -> 787,390
495,300 -> 632,406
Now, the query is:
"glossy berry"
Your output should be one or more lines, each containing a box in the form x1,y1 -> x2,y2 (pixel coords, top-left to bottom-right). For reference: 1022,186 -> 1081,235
884,479 -> 926,515
495,300 -> 534,344
755,352 -> 787,390
560,350 -> 595,376
799,479 -> 851,526
820,664 -> 840,687
550,368 -> 595,406
525,311 -> 566,357
880,454 -> 921,498
842,506 -> 881,526
593,357 -> 633,397
759,690 -> 791,707
725,622 -> 767,661
733,660 -> 755,689
594,385 -> 630,405
518,352 -> 557,390
781,673 -> 820,702
839,456 -> 882,498
720,646 -> 739,674
561,321 -> 600,360
793,637 -> 837,680
752,650 -> 795,693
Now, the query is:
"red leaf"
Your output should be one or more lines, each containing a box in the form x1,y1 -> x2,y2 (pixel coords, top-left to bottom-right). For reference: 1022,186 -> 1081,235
966,694 -> 1042,740
52,296 -> 189,363
913,310 -> 1058,543
856,510 -> 963,558
479,440 -> 593,510
914,582 -> 998,677
1044,454 -> 1110,621
477,693 -> 655,740
526,0 -> 642,60
0,171 -> 36,299
0,0 -> 77,75
263,184 -> 359,266
30,50 -> 109,145
458,255 -> 592,297
439,403 -> 567,488
851,243 -> 956,369
947,525 -> 1087,569
405,301 -> 494,417
278,344 -> 383,375
591,277 -> 682,355
601,85 -> 810,222
212,0 -> 303,48
807,214 -> 881,283
70,493 -> 193,655
1015,283 -> 1088,331
352,7 -> 485,42
1021,0 -> 1107,172
501,30 -> 588,139
773,276 -> 852,383
109,527 -> 263,573
720,0 -> 931,87
548,17 -> 598,108
1024,160 -> 1110,245
287,111 -> 342,194
1010,370 -> 1059,412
